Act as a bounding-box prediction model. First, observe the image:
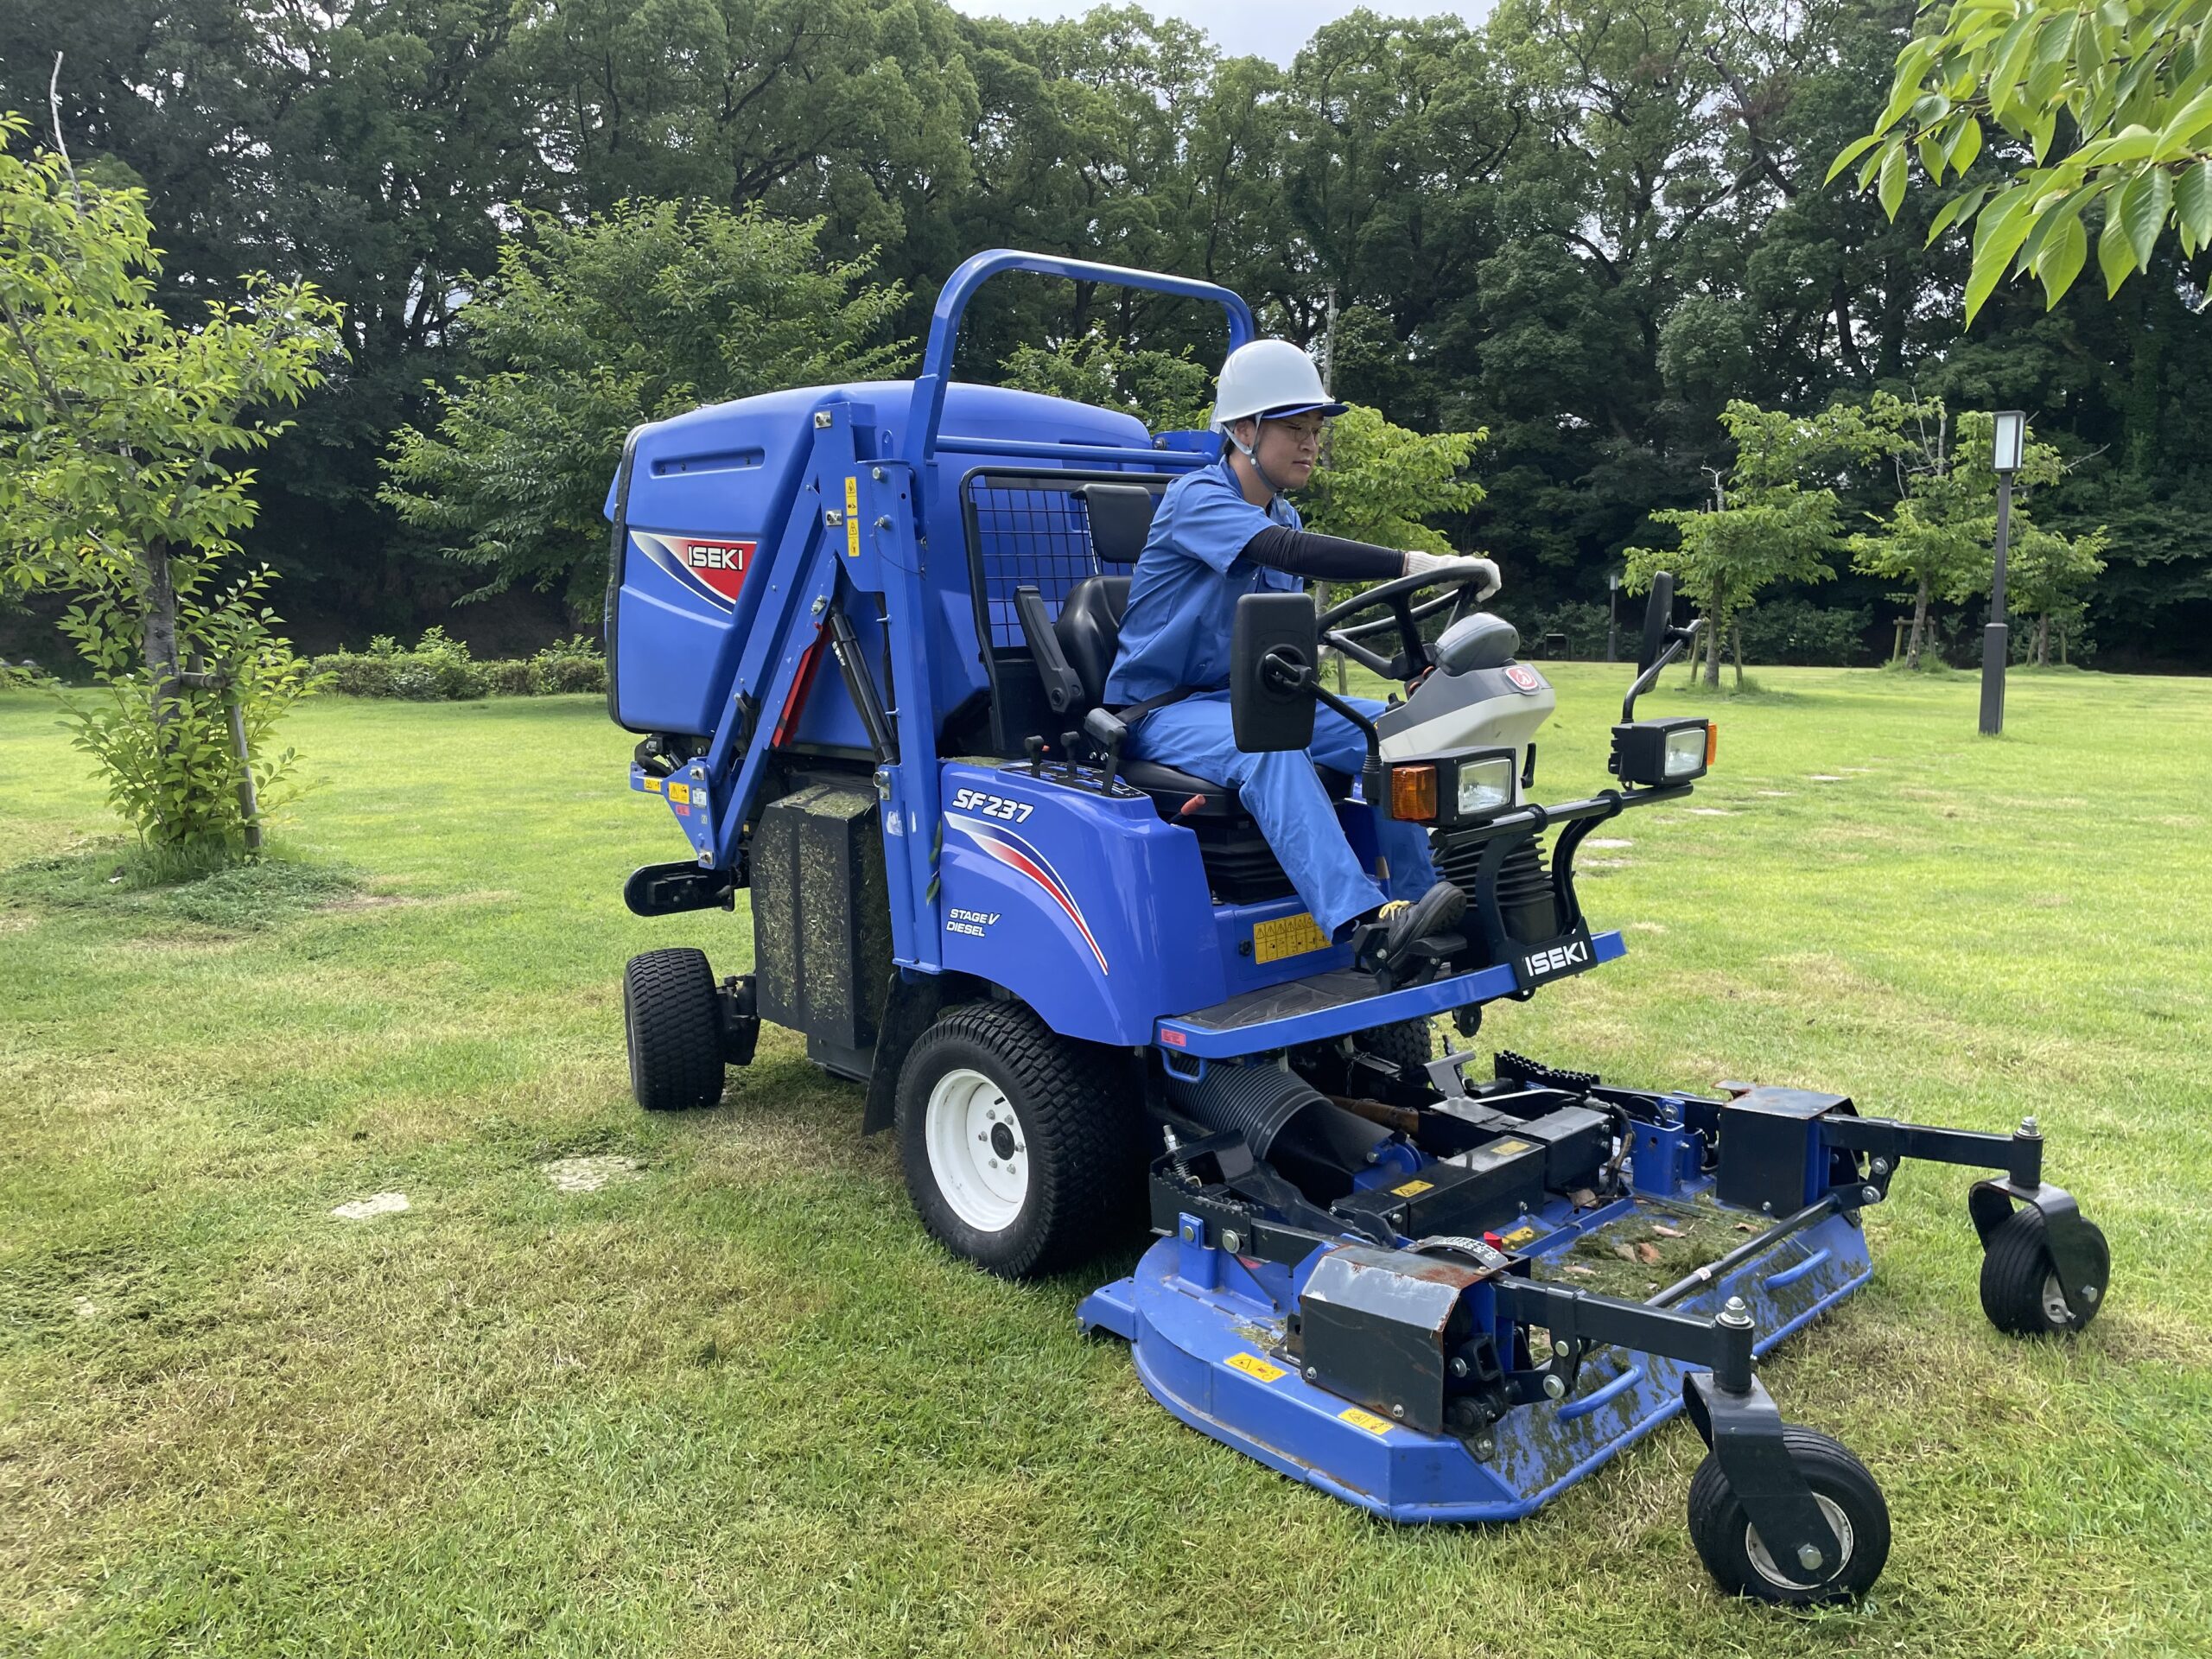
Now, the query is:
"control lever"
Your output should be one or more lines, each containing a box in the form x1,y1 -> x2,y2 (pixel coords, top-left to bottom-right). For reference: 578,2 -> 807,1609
1059,730 -> 1084,783
1025,734 -> 1046,778
1082,707 -> 1128,794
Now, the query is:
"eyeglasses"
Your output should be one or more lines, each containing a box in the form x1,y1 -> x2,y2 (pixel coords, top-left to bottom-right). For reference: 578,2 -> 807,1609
1268,419 -> 1327,448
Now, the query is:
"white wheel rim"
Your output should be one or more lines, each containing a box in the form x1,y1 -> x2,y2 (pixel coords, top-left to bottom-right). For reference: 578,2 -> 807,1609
925,1067 -> 1028,1233
1745,1493 -> 1855,1590
2041,1271 -> 2071,1326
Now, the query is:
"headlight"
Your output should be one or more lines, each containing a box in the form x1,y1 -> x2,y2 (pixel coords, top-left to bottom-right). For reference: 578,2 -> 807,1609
1610,718 -> 1712,786
1456,753 -> 1516,817
1386,746 -> 1518,824
1662,725 -> 1707,779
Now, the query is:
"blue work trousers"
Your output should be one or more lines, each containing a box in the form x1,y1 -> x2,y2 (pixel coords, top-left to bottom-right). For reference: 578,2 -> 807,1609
1128,689 -> 1437,934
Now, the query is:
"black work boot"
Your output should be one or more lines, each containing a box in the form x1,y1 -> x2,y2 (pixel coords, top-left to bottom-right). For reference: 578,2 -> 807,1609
1357,880 -> 1467,980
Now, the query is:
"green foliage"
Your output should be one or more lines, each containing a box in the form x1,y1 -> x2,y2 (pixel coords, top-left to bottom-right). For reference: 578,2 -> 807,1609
1624,398 -> 1910,684
996,335 -> 1213,433
54,567 -> 324,850
1846,406 -> 2086,667
1300,405 -> 1487,553
312,627 -> 606,699
1840,0 -> 2212,318
0,111 -> 340,855
381,201 -> 911,614
10,0 -> 2212,666
1738,599 -> 1874,665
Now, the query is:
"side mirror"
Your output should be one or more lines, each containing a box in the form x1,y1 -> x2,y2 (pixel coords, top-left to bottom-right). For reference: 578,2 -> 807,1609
1230,593 -> 1319,753
1637,572 -> 1675,672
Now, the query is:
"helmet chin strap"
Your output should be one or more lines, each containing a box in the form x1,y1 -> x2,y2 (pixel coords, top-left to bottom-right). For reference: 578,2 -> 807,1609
1229,421 -> 1290,504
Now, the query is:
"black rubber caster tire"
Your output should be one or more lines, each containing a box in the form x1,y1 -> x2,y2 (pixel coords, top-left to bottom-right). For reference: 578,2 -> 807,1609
894,1001 -> 1142,1280
1688,1427 -> 1891,1605
1980,1206 -> 2109,1337
623,948 -> 726,1111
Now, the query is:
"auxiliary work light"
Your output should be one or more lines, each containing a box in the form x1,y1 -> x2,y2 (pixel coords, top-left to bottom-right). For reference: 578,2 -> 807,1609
1609,718 -> 1714,787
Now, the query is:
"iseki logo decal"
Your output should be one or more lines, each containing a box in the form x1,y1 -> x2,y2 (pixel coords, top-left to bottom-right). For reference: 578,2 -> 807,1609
632,532 -> 758,609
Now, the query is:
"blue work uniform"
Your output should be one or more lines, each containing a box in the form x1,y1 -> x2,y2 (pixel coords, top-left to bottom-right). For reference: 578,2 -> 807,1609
1104,455 -> 1437,935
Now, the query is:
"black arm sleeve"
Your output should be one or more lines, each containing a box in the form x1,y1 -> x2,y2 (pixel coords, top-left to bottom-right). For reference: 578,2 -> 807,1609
1241,524 -> 1406,582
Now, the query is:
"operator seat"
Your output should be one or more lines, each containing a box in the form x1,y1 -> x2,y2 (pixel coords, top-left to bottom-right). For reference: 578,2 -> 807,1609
1051,490 -> 1351,819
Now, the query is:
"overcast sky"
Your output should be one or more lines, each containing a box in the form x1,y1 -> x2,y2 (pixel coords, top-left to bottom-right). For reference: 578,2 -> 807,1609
945,0 -> 1496,65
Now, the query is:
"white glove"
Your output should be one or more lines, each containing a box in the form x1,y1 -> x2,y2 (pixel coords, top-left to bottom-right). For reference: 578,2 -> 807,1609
1401,550 -> 1501,600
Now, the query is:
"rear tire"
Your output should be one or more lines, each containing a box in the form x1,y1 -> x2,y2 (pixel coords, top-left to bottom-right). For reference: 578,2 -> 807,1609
1688,1427 -> 1890,1605
1980,1206 -> 2109,1337
895,1001 -> 1142,1279
624,948 -> 726,1112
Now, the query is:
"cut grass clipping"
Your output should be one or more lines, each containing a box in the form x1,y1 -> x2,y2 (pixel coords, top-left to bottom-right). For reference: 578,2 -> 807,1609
2,666 -> 2209,1658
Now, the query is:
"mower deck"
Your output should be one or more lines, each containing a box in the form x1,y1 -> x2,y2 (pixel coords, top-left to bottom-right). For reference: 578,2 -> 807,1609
1080,1181 -> 1872,1523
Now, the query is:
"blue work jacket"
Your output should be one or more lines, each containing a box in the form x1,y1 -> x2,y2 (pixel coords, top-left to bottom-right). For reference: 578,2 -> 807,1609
1103,455 -> 1305,704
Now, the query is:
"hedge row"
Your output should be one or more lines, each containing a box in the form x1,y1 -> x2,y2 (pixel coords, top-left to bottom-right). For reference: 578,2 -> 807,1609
313,629 -> 605,700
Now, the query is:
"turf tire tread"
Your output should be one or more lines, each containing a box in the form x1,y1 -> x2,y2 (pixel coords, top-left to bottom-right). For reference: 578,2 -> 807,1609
897,1001 -> 1142,1279
625,948 -> 725,1112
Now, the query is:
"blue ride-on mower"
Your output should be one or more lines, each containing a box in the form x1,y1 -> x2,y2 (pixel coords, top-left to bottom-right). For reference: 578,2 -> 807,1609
606,251 -> 2112,1605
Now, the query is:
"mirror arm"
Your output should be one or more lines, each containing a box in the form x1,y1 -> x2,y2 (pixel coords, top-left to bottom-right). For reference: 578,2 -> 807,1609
1622,618 -> 1704,721
1273,656 -> 1388,800
1293,664 -> 1387,805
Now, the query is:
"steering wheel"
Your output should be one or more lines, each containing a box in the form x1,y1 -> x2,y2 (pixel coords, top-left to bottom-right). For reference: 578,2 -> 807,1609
1314,569 -> 1496,682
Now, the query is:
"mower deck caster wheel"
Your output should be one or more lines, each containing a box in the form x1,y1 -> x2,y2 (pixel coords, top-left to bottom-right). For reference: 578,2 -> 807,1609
1687,1427 -> 1890,1605
624,947 -> 726,1112
1980,1206 -> 2109,1337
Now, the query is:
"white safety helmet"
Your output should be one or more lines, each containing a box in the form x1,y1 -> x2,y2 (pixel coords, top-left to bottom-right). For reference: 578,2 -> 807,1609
1210,339 -> 1348,434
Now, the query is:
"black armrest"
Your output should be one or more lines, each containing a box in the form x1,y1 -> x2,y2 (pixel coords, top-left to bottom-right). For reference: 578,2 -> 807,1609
1014,585 -> 1086,715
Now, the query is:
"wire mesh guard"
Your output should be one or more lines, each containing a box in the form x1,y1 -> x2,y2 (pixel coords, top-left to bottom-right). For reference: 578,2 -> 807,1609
967,480 -> 1103,649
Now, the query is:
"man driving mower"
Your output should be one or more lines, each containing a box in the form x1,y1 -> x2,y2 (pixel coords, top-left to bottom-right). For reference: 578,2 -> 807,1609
1104,339 -> 1500,978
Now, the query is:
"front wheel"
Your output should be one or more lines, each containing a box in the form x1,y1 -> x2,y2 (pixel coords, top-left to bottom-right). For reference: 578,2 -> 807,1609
1687,1427 -> 1891,1605
894,1001 -> 1142,1279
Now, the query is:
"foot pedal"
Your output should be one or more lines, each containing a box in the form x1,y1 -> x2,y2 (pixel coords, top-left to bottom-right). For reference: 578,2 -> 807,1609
1493,1050 -> 1601,1092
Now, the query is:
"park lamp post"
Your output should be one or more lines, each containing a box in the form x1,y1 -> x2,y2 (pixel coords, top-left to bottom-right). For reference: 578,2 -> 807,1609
1980,410 -> 2026,736
1606,568 -> 1623,662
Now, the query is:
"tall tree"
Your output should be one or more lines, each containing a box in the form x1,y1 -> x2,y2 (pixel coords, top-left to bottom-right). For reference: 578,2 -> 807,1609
0,116 -> 340,853
381,201 -> 909,613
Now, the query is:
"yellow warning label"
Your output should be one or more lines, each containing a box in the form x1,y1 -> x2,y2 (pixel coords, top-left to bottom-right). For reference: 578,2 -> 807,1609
1226,1351 -> 1287,1383
1252,911 -> 1332,964
844,476 -> 861,556
1338,1405 -> 1395,1435
643,775 -> 664,793
1497,1224 -> 1540,1249
1390,1179 -> 1435,1198
1488,1137 -> 1535,1157
668,782 -> 690,804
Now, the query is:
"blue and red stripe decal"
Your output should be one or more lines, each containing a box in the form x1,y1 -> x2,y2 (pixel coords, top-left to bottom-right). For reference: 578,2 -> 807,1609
945,813 -> 1109,974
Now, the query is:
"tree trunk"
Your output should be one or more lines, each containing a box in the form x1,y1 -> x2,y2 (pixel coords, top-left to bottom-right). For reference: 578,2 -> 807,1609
144,541 -> 182,734
1732,622 -> 1744,689
1906,578 -> 1930,671
2036,613 -> 2050,666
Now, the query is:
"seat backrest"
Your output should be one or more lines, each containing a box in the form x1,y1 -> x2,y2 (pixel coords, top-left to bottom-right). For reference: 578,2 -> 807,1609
1054,575 -> 1130,708
1079,484 -> 1157,564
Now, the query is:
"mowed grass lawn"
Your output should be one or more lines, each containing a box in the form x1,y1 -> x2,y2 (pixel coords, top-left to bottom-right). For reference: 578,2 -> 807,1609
3,664 -> 2209,1658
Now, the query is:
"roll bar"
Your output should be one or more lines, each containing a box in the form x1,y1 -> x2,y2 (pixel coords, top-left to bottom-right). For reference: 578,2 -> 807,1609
899,249 -> 1258,470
